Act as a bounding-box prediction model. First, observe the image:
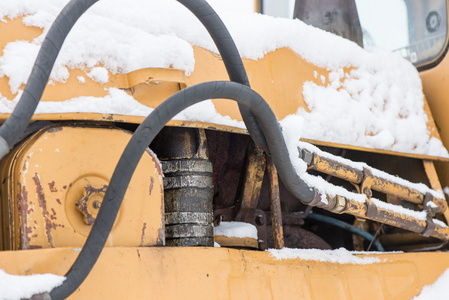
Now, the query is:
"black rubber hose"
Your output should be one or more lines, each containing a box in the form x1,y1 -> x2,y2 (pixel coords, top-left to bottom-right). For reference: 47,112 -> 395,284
177,0 -> 269,152
0,0 -> 99,158
0,0 -> 268,158
49,81 -> 316,299
306,213 -> 384,251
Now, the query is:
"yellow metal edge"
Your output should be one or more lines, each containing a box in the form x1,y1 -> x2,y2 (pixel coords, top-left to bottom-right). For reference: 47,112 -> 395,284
1,247 -> 449,299
302,138 -> 449,162
0,113 -> 249,135
2,112 -> 447,162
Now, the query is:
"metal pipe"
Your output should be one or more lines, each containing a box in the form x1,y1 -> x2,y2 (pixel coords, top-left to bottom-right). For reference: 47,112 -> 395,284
306,213 -> 384,251
267,156 -> 284,249
306,150 -> 445,207
0,0 -> 270,162
307,192 -> 449,241
49,81 -> 317,300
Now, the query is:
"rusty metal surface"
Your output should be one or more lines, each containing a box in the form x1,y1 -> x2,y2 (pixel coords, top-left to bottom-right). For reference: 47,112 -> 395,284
165,224 -> 214,238
162,159 -> 213,174
163,174 -> 213,189
165,237 -> 213,246
206,130 -> 249,209
266,156 -> 284,249
371,176 -> 424,205
307,191 -> 449,242
423,159 -> 449,222
235,208 -> 268,250
238,142 -> 266,210
158,127 -> 214,247
214,235 -> 259,249
310,152 -> 363,183
234,142 -> 268,249
165,212 -> 213,225
0,124 -> 164,249
75,185 -> 107,226
307,149 -> 446,209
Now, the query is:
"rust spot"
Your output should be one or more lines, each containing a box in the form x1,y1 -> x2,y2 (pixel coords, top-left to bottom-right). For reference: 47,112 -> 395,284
63,185 -> 67,190
48,181 -> 58,192
50,208 -> 57,220
32,173 -> 54,248
140,222 -> 147,247
27,245 -> 43,249
56,198 -> 61,205
22,160 -> 28,171
149,177 -> 154,195
76,185 -> 107,225
25,226 -> 32,236
17,183 -> 29,249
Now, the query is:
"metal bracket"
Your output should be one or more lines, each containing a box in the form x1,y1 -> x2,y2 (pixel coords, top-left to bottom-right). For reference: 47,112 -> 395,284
298,147 -> 314,166
360,167 -> 374,199
364,198 -> 378,218
422,192 -> 437,237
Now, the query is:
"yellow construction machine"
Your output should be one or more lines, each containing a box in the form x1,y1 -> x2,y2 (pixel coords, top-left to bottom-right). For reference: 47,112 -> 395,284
1,0 -> 449,299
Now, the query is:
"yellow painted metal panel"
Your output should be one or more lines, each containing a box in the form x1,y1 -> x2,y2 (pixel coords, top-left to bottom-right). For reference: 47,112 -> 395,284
0,17 -> 444,162
0,247 -> 448,299
0,125 -> 164,249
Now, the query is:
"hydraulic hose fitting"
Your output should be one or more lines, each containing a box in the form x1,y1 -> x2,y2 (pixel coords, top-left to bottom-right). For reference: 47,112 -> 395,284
153,127 -> 214,246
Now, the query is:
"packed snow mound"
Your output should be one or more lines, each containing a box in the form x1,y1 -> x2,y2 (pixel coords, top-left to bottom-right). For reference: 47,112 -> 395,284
0,269 -> 65,300
413,269 -> 449,300
268,248 -> 381,265
214,221 -> 258,239
0,0 -> 447,157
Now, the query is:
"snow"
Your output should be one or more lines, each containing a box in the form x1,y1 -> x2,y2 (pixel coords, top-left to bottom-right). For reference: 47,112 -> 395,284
413,269 -> 449,300
214,221 -> 258,240
295,141 -> 445,201
77,75 -> 86,84
33,88 -> 154,116
268,247 -> 381,265
87,67 -> 109,84
0,269 -> 65,300
0,0 -> 444,233
0,0 -> 446,158
173,100 -> 245,128
0,0 -> 447,295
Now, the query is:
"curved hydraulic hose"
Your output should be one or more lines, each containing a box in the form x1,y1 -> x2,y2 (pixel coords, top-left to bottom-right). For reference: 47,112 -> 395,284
178,0 -> 269,151
49,81 -> 316,300
0,0 -> 268,160
0,0 -> 98,159
306,213 -> 384,251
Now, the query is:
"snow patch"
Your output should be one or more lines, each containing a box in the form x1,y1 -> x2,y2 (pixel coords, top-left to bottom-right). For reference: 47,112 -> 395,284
174,100 -> 245,129
214,221 -> 258,240
268,248 -> 381,265
0,0 -> 447,158
77,76 -> 85,84
34,88 -> 153,116
0,269 -> 65,300
87,67 -> 108,84
413,269 -> 449,300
